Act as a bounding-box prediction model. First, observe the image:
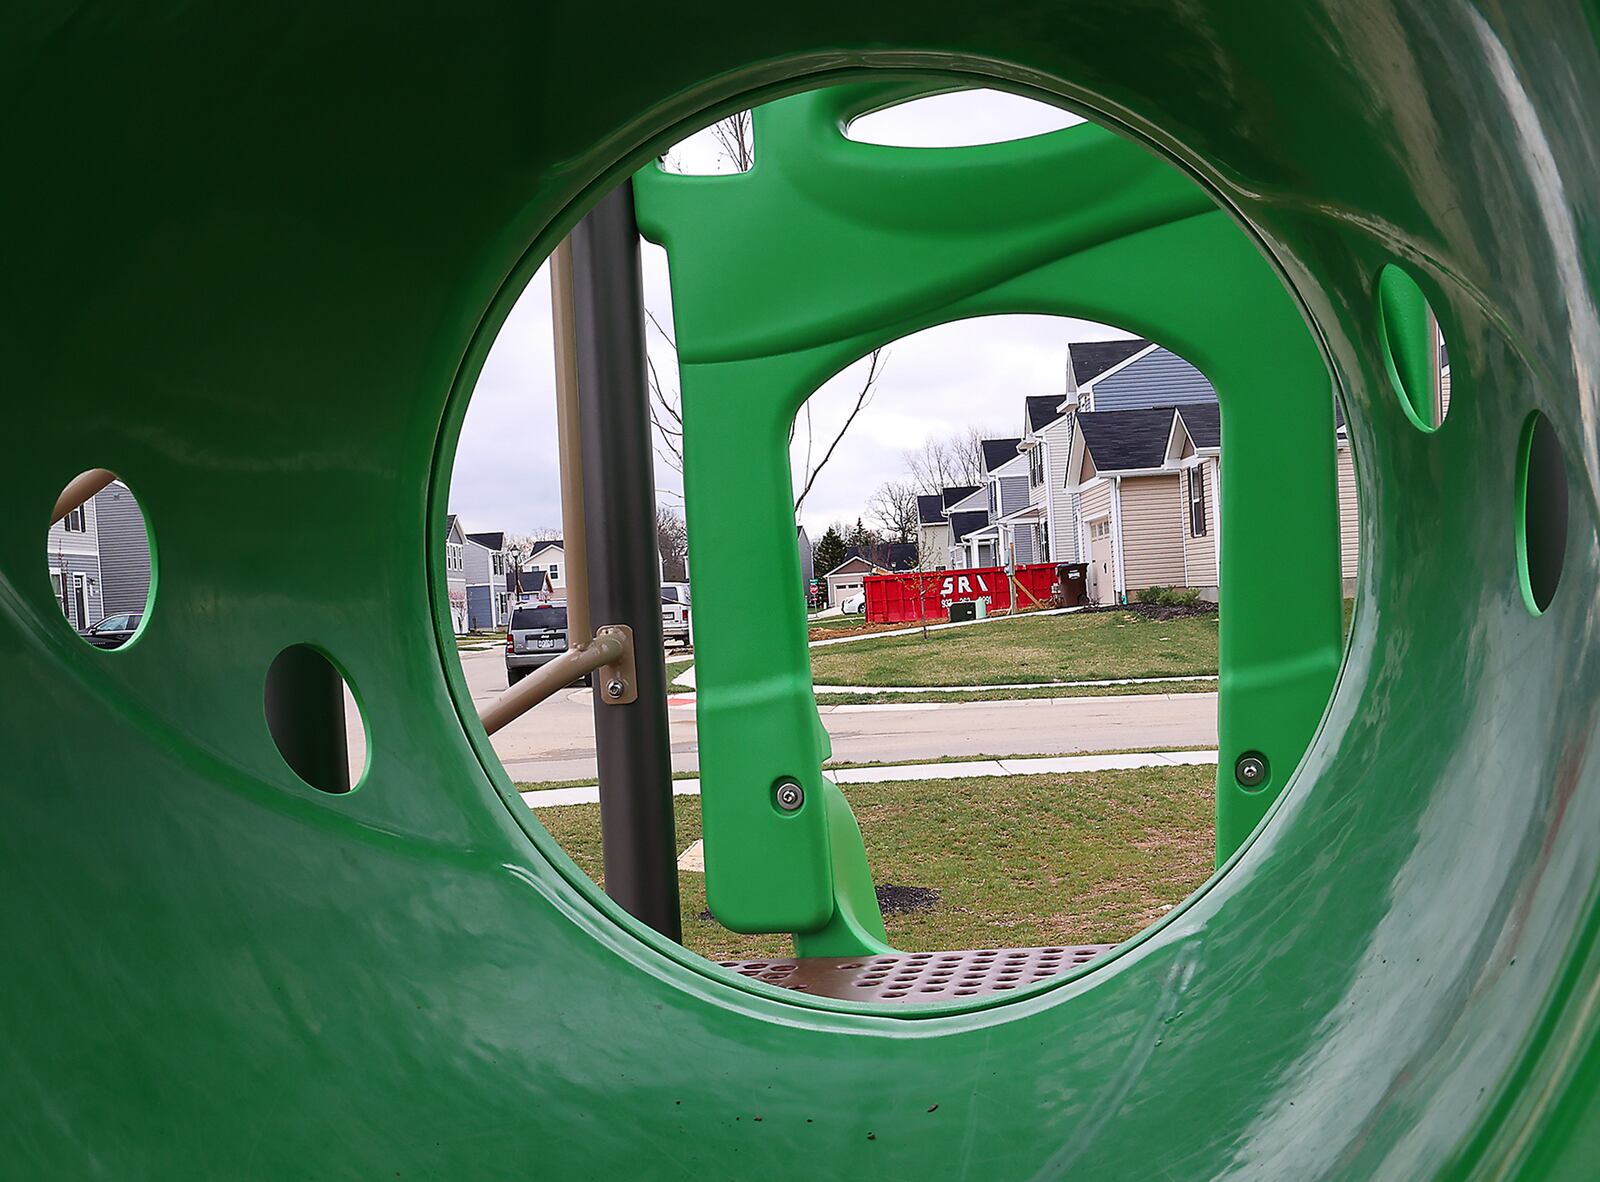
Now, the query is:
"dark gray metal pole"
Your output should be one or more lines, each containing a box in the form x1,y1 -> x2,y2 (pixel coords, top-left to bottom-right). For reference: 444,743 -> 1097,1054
569,181 -> 682,940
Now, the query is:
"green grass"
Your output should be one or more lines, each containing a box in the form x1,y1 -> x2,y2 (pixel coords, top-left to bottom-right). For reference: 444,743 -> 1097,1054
533,764 -> 1215,961
815,679 -> 1217,706
809,609 -> 1218,688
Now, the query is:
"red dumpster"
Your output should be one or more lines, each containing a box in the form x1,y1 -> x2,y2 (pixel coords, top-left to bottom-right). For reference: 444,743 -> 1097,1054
863,563 -> 1059,623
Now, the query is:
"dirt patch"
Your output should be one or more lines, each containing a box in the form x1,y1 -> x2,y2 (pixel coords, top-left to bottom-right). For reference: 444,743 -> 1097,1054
875,883 -> 940,916
1082,601 -> 1217,622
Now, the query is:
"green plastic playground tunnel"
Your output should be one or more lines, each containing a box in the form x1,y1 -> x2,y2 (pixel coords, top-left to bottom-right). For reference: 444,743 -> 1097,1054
3,3 -> 1599,1178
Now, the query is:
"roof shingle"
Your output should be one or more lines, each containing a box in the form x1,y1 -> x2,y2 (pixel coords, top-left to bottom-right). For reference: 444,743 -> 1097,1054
980,437 -> 1022,472
1070,338 -> 1150,386
1076,406 -> 1180,473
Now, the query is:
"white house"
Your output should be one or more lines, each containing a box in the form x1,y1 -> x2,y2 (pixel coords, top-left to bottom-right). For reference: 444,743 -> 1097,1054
524,539 -> 567,600
1019,395 -> 1077,563
444,514 -> 469,634
822,554 -> 886,607
46,492 -> 104,629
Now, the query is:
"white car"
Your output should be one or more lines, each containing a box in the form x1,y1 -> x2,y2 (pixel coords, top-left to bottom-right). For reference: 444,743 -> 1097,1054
660,582 -> 692,644
838,590 -> 866,614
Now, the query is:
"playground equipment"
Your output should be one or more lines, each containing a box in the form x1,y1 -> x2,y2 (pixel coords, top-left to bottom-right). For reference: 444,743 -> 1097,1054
4,4 -> 1598,1177
636,84 -> 1342,947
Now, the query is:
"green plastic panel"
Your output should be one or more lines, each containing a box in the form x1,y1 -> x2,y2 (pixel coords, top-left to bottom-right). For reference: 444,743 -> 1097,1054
635,83 -> 1341,932
2,4 -> 1599,1178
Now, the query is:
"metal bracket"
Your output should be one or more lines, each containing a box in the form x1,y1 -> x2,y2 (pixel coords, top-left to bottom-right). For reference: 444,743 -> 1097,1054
595,624 -> 637,705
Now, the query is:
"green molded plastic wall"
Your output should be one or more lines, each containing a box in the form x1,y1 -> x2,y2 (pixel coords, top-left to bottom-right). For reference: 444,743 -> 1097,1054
3,4 -> 1599,1178
635,84 -> 1342,943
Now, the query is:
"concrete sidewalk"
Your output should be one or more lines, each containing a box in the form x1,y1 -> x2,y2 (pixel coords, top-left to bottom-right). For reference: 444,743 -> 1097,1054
520,748 -> 1219,808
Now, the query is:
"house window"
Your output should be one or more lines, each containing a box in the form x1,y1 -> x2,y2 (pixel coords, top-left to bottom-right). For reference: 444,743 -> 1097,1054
62,506 -> 86,533
548,563 -> 560,582
1028,446 -> 1043,487
1187,467 -> 1207,537
492,553 -> 504,575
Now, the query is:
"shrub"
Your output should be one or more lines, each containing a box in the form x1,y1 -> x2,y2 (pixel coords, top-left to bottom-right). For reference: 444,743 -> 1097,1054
1136,585 -> 1203,606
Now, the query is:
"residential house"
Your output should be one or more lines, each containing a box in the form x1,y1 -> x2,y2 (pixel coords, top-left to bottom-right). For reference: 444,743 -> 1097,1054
916,493 -> 950,569
1165,403 -> 1222,599
92,480 -> 152,617
822,553 -> 886,607
525,539 -> 567,600
1067,406 -> 1192,603
1018,395 -> 1076,562
1018,338 -> 1220,568
46,493 -> 103,629
508,566 -> 550,603
444,515 -> 469,634
944,485 -> 996,568
465,531 -> 509,631
1068,338 -> 1215,412
797,526 -> 815,587
963,436 -> 1038,569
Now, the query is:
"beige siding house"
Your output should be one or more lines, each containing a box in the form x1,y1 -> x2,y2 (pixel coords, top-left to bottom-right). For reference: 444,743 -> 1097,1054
1066,403 -> 1224,603
1118,475 -> 1187,590
1337,435 -> 1359,590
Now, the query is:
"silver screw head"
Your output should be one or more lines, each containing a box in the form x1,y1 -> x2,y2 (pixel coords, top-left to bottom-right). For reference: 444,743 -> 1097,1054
604,678 -> 625,699
774,780 -> 805,811
1235,752 -> 1268,789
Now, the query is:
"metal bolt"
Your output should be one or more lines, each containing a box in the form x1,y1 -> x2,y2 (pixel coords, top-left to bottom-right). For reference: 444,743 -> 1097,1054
1235,752 -> 1269,789
604,678 -> 626,700
774,780 -> 805,811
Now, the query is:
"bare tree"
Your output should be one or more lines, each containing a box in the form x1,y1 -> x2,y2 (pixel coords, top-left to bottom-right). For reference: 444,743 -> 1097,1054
905,427 -> 990,494
656,505 -> 688,582
710,110 -> 754,171
868,479 -> 921,545
792,348 -> 887,518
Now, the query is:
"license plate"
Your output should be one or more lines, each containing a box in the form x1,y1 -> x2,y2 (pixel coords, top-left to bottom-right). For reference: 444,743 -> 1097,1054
539,637 -> 556,649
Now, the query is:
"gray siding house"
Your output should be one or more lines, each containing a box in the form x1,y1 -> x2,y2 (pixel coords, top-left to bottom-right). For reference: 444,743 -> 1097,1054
93,481 -> 153,616
445,515 -> 469,634
465,531 -> 509,630
1083,344 -> 1216,410
46,494 -> 104,629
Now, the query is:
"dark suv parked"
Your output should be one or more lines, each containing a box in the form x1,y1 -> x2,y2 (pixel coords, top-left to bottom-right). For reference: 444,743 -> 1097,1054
505,604 -> 583,685
80,613 -> 141,650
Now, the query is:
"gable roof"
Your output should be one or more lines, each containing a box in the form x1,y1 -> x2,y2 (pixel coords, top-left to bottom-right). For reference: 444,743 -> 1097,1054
980,437 -> 1022,472
1075,406 -> 1181,473
467,530 -> 505,551
1174,403 -> 1220,450
1025,395 -> 1063,433
445,514 -> 465,543
822,554 -> 882,579
1070,338 -> 1151,387
940,485 -> 980,510
528,538 -> 564,558
948,509 -> 990,543
916,494 -> 946,526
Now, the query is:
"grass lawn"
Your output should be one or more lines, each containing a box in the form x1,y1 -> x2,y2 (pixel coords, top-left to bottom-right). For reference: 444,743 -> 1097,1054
814,680 -> 1217,706
533,763 -> 1215,962
809,609 -> 1218,688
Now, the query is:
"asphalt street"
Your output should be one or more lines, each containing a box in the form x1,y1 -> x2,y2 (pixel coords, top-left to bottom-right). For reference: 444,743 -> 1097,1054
446,649 -> 1217,784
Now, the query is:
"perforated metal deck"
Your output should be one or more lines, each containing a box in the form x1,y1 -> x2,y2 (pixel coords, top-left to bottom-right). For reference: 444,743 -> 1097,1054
719,945 -> 1115,1002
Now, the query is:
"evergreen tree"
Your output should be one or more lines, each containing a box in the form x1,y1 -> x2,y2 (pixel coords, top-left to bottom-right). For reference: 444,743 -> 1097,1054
813,526 -> 847,577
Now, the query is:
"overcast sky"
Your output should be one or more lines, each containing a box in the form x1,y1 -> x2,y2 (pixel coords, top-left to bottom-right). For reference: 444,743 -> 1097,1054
447,89 -> 1134,539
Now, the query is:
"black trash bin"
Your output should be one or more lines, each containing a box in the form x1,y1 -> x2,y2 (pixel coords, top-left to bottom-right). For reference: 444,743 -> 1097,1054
1055,562 -> 1091,606
947,600 -> 978,623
